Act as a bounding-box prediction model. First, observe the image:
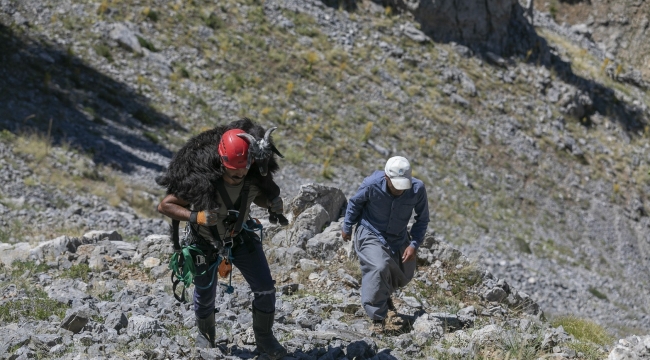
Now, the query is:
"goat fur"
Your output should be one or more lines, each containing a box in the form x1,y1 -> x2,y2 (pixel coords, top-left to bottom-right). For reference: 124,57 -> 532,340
156,118 -> 281,210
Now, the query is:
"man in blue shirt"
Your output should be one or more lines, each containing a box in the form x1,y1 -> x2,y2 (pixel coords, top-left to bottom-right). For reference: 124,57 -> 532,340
341,156 -> 429,333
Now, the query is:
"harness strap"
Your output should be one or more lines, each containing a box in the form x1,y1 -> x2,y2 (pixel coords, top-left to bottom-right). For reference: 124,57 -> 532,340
171,219 -> 181,251
252,288 -> 276,296
216,178 -> 251,238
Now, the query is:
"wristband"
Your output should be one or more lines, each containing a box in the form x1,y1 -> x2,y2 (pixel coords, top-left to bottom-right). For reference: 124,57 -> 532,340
189,211 -> 198,224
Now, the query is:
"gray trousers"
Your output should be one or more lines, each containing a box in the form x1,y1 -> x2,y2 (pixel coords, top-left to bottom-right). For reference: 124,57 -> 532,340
354,225 -> 416,320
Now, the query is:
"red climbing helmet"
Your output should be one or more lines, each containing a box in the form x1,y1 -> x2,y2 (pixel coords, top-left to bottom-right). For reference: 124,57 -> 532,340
218,129 -> 250,169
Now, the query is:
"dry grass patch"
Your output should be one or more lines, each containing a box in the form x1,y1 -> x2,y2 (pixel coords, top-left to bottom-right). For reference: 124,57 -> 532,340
550,315 -> 613,346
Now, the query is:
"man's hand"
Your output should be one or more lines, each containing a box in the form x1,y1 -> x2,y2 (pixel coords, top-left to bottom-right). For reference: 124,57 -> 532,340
269,196 -> 283,214
402,245 -> 417,262
193,209 -> 220,226
341,230 -> 351,242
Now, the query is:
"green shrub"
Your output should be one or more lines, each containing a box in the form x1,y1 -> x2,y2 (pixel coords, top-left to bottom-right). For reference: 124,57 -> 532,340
551,315 -> 613,345
0,129 -> 15,142
0,289 -> 69,322
94,44 -> 113,62
205,12 -> 224,30
144,131 -> 159,144
499,328 -> 544,360
145,9 -> 159,22
60,263 -> 91,282
515,236 -> 533,254
10,260 -> 50,277
137,36 -> 157,52
588,286 -> 608,301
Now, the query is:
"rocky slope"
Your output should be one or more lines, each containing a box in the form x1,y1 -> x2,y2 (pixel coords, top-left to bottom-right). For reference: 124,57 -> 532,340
1,0 -> 650,357
533,0 -> 650,80
0,186 -> 609,359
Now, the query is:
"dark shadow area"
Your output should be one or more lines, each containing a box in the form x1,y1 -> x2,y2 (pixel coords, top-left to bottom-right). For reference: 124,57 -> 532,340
0,23 -> 183,173
225,343 -> 399,360
503,5 -> 647,134
372,1 -> 646,135
222,345 -> 257,359
559,0 -> 591,4
321,0 -> 359,11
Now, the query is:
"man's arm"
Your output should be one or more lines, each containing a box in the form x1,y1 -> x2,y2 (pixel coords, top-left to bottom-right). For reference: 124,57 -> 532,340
158,194 -> 219,226
408,184 -> 430,249
341,183 -> 370,241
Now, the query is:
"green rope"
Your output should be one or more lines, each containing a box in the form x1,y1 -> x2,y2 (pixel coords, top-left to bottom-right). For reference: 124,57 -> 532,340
168,245 -> 207,287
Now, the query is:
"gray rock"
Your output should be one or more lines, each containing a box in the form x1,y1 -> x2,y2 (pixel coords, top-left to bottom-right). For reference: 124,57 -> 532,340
402,23 -> 427,43
401,296 -> 422,308
105,311 -> 128,332
46,279 -> 90,304
403,0 -> 524,54
61,305 -> 97,334
541,326 -> 571,350
289,184 -> 346,224
150,264 -> 169,279
82,230 -> 122,242
126,315 -> 164,337
299,259 -> 319,272
108,23 -> 142,54
0,325 -> 30,356
305,221 -> 343,260
286,204 -> 331,248
457,306 -> 476,325
0,243 -> 32,266
30,334 -> 62,352
484,286 -> 508,302
470,324 -> 503,343
608,335 -> 650,360
412,314 -> 444,345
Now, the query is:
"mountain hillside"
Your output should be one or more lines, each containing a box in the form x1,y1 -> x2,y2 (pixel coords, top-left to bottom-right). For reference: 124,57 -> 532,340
1,0 -> 650,358
533,0 -> 650,79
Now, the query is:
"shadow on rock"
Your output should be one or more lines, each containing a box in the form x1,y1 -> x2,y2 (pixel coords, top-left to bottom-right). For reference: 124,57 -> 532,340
0,23 -> 182,173
387,0 -> 647,136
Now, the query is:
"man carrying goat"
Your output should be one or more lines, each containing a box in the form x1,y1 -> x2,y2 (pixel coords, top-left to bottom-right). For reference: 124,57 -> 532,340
156,118 -> 287,359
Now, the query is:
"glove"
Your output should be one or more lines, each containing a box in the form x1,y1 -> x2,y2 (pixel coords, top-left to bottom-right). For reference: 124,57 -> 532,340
190,209 -> 219,226
269,196 -> 283,214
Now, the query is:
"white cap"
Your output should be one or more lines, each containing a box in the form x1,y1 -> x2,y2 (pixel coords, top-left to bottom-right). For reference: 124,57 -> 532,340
385,156 -> 412,190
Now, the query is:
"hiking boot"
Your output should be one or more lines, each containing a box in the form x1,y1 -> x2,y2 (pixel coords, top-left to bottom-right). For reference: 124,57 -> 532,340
196,312 -> 215,348
371,319 -> 385,335
252,306 -> 287,360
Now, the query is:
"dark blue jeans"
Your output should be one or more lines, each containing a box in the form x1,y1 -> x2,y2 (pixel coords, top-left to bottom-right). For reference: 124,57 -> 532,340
193,232 -> 276,318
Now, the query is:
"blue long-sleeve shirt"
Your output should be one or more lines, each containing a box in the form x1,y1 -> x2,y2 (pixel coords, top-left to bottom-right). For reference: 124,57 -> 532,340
342,171 -> 429,252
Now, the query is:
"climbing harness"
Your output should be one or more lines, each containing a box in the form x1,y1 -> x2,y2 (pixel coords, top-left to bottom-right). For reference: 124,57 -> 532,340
169,178 -> 266,303
169,224 -> 239,302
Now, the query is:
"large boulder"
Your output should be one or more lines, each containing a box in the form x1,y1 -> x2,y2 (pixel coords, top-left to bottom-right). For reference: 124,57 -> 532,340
289,184 -> 346,224
277,204 -> 331,248
277,184 -> 347,248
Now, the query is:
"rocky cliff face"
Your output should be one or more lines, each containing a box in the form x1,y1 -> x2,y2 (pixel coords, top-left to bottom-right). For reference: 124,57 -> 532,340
533,0 -> 650,79
392,0 -> 528,55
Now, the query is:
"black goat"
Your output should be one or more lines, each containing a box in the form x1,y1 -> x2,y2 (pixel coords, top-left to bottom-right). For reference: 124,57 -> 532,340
156,118 -> 287,248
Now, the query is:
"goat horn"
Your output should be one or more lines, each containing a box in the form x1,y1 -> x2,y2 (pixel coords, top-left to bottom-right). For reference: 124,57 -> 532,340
263,127 -> 277,143
236,133 -> 257,145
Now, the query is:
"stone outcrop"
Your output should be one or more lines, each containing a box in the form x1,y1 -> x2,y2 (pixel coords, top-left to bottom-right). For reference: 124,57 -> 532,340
391,0 -> 533,55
